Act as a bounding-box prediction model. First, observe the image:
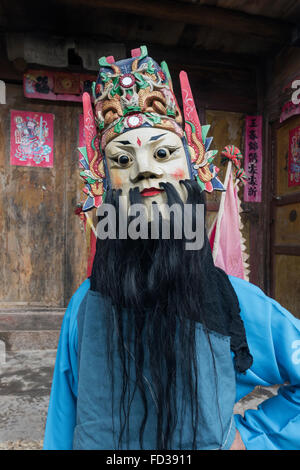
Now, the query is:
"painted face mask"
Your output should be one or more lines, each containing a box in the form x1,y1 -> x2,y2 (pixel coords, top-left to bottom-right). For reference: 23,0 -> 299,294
78,45 -> 225,213
104,127 -> 191,218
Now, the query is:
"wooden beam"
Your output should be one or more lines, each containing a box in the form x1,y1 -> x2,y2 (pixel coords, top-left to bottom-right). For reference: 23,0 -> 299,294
59,0 -> 293,44
274,246 -> 300,256
129,43 -> 260,70
273,192 -> 300,206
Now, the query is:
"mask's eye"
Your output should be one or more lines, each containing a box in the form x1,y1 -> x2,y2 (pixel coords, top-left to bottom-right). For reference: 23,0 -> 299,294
154,147 -> 170,161
117,154 -> 132,167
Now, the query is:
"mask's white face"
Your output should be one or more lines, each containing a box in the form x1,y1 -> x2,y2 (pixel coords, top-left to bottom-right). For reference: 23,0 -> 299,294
105,127 -> 190,215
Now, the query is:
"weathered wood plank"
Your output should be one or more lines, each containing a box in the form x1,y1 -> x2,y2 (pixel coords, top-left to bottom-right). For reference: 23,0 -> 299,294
275,203 -> 300,246
0,312 -> 64,331
274,254 -> 300,318
0,84 -> 87,307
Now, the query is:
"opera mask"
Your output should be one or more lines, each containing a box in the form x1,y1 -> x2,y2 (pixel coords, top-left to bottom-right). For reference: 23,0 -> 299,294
105,127 -> 191,215
78,45 -> 225,214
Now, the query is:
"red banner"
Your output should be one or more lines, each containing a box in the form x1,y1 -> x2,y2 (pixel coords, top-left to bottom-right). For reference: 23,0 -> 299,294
244,115 -> 263,202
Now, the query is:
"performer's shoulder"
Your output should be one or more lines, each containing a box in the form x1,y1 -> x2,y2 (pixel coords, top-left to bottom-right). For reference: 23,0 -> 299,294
228,275 -> 300,331
228,275 -> 265,299
66,278 -> 91,319
72,278 -> 91,302
60,279 -> 91,343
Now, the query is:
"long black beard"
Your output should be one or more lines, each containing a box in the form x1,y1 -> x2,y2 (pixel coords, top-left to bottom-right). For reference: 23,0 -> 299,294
90,179 -> 252,449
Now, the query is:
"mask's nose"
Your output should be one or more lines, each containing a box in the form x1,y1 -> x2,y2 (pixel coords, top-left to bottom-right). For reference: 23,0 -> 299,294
130,153 -> 163,183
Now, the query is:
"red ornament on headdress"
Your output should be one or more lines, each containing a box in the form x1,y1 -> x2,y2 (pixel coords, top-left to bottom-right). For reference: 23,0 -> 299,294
221,145 -> 247,183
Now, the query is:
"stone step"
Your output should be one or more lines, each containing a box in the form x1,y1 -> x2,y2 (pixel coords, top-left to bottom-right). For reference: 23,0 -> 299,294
0,311 -> 64,352
0,330 -> 60,351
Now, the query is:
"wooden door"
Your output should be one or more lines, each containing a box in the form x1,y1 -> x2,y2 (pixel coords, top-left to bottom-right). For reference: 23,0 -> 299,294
0,84 -> 87,308
271,115 -> 300,319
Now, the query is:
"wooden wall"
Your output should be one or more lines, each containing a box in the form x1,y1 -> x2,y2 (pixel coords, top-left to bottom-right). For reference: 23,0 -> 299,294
0,84 -> 87,308
264,49 -> 300,317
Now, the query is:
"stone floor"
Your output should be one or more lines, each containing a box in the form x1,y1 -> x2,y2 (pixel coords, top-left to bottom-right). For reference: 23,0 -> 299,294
0,350 -> 56,449
0,349 -> 279,450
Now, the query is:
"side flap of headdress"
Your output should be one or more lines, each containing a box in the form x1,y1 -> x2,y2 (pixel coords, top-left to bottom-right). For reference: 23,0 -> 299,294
79,92 -> 106,211
179,71 -> 224,193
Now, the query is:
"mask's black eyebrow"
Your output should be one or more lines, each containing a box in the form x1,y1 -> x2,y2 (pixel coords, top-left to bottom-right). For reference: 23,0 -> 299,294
116,140 -> 131,145
149,133 -> 166,141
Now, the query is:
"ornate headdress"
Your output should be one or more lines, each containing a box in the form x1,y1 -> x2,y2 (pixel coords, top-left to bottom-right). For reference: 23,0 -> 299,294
78,45 -> 225,211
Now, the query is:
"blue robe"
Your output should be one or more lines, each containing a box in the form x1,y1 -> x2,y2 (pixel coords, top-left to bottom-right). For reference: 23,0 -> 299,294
43,276 -> 300,450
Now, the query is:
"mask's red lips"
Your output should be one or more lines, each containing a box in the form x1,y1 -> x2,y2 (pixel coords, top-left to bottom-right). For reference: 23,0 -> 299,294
140,187 -> 164,197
